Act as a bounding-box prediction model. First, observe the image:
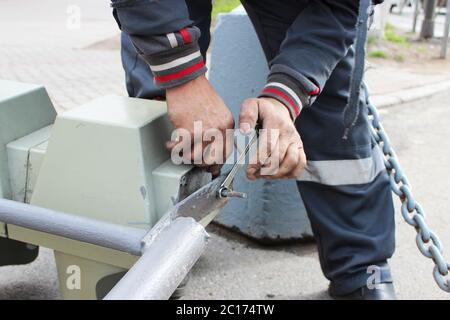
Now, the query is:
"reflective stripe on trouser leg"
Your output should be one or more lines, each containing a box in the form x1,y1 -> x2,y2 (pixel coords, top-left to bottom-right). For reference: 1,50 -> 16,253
297,157 -> 395,296
294,45 -> 395,295
298,145 -> 385,186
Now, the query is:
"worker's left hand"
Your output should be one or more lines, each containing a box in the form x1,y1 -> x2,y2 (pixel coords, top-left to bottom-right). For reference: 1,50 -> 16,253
239,97 -> 307,180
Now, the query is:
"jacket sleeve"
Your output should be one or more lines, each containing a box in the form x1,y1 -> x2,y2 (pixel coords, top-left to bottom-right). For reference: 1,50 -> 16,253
259,0 -> 359,120
111,0 -> 207,88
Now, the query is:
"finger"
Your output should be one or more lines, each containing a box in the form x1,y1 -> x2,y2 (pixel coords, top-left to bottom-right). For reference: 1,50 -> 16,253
203,137 -> 223,165
190,140 -> 208,165
246,163 -> 259,180
248,128 -> 279,179
207,164 -> 222,178
166,139 -> 184,162
165,140 -> 177,150
270,142 -> 300,179
239,99 -> 259,135
166,128 -> 192,164
165,128 -> 183,150
258,139 -> 281,179
208,128 -> 234,165
168,137 -> 192,164
264,132 -> 289,177
202,126 -> 233,166
224,128 -> 235,162
290,145 -> 307,178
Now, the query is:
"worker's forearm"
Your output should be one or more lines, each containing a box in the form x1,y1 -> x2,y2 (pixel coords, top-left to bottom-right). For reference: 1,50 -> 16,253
260,0 -> 360,121
111,0 -> 207,88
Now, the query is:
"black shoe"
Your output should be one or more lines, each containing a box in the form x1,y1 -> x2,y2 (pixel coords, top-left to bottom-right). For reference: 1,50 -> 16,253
329,283 -> 397,300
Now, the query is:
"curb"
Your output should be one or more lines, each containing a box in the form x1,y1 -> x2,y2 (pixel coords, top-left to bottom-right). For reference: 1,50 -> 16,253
371,79 -> 450,109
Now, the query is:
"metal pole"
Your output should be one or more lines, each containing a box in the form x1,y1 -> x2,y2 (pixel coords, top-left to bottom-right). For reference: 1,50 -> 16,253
399,0 -> 407,14
0,198 -> 147,256
421,0 -> 437,38
104,217 -> 209,300
412,0 -> 421,32
440,0 -> 450,58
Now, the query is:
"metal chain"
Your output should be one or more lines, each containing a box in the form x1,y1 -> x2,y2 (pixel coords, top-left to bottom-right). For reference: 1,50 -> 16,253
367,95 -> 450,293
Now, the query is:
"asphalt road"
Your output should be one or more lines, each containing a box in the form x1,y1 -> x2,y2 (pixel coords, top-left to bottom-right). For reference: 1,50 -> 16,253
1,91 -> 450,300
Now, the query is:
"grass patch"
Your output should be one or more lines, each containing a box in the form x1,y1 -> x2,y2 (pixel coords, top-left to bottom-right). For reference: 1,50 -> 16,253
384,30 -> 405,43
383,23 -> 411,48
393,54 -> 405,62
367,35 -> 378,45
212,0 -> 241,20
416,45 -> 427,54
369,49 -> 388,59
384,30 -> 411,48
385,22 -> 395,32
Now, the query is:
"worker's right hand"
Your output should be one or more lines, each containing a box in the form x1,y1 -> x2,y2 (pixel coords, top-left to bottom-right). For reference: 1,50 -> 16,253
165,75 -> 235,176
239,97 -> 307,180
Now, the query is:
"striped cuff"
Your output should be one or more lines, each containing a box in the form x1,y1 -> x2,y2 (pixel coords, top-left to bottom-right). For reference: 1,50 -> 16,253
259,72 -> 319,121
260,82 -> 303,120
140,29 -> 207,89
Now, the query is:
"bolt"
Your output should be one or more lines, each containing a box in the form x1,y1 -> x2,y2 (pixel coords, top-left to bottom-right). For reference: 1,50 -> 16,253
220,188 -> 247,199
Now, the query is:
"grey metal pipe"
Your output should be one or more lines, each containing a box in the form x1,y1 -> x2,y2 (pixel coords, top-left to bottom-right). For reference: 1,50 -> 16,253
412,0 -> 421,33
440,0 -> 450,58
104,217 -> 209,300
0,198 -> 147,256
421,0 -> 437,38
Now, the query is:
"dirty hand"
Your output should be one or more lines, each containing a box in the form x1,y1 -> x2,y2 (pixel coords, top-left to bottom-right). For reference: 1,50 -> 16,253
239,97 -> 306,180
166,75 -> 235,176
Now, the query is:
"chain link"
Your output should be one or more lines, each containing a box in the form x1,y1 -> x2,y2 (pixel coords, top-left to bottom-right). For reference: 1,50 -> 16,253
367,98 -> 450,293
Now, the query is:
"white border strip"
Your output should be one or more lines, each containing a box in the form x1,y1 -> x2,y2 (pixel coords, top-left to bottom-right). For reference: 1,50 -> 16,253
150,51 -> 201,72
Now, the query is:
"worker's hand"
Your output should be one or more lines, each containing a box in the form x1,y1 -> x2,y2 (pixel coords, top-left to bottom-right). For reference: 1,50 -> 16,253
166,75 -> 235,176
239,97 -> 306,180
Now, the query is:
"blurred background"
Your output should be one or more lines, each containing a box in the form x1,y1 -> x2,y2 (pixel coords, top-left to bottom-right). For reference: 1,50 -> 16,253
0,0 -> 449,113
1,0 -> 450,300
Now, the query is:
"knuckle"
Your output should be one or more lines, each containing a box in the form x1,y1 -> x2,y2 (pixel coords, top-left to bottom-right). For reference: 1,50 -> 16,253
288,158 -> 298,168
224,118 -> 235,129
187,128 -> 196,137
241,98 -> 257,109
284,125 -> 295,134
300,157 -> 307,168
285,151 -> 298,165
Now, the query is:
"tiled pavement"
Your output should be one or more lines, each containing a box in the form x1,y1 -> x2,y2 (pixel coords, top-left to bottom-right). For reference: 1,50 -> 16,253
0,0 -> 126,113
0,45 -> 126,112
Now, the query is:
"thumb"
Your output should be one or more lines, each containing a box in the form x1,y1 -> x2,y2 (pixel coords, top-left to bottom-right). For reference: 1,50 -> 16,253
239,98 -> 259,135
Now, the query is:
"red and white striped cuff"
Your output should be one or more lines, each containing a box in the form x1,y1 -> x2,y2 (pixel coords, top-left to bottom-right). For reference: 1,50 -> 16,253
260,82 -> 304,120
145,28 -> 207,88
149,50 -> 206,88
165,28 -> 193,48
